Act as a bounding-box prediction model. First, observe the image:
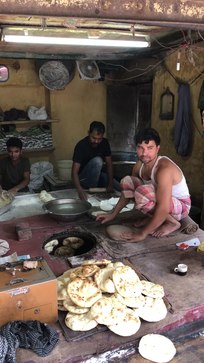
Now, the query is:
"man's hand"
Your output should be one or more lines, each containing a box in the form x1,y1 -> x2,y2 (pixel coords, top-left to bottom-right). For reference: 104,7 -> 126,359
96,212 -> 115,224
120,230 -> 147,242
8,187 -> 18,195
106,185 -> 114,193
78,189 -> 88,201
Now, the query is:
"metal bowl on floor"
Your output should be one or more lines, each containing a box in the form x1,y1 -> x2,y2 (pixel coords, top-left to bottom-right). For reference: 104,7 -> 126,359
43,198 -> 92,221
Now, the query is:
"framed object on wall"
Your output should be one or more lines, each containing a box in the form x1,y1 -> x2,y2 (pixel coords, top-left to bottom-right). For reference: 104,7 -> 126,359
159,87 -> 174,120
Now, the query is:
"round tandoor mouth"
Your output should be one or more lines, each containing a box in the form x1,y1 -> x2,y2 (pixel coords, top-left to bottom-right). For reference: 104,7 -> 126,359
43,231 -> 96,258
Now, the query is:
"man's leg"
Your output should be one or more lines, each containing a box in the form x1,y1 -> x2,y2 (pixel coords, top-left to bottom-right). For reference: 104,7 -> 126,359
98,172 -> 121,191
121,177 -> 184,236
152,196 -> 191,237
79,157 -> 103,188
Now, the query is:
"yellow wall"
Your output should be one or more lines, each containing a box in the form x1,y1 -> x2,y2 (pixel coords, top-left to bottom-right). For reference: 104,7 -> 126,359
151,48 -> 204,206
0,59 -> 106,169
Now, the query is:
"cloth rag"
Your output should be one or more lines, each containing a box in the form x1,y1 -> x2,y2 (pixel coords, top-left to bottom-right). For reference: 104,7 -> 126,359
178,215 -> 199,234
0,320 -> 59,363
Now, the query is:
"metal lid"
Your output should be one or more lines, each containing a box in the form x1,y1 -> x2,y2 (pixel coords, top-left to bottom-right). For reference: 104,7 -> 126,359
39,60 -> 74,90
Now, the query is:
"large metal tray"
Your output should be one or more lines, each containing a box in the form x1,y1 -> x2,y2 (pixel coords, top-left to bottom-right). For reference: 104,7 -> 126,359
43,198 -> 92,221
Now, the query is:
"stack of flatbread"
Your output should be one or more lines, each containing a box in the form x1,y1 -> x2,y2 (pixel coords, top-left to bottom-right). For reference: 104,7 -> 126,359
57,259 -> 168,337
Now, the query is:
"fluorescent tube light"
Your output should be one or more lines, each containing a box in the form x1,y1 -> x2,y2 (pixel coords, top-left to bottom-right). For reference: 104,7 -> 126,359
3,35 -> 149,48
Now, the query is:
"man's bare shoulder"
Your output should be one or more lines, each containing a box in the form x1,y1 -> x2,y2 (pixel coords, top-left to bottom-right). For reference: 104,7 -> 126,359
157,156 -> 179,170
156,157 -> 182,182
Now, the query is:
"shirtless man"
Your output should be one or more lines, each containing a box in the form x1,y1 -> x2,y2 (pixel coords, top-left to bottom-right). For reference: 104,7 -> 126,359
96,128 -> 191,242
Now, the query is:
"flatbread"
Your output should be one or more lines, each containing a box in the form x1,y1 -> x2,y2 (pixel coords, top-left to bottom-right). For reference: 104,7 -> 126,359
63,299 -> 89,314
115,292 -> 146,308
90,296 -> 127,326
140,280 -> 165,299
112,265 -> 142,297
134,296 -> 167,322
94,265 -> 116,293
44,239 -> 58,253
69,265 -> 100,280
138,334 -> 176,363
63,236 -> 84,249
54,246 -> 74,257
82,259 -> 112,266
107,308 -> 141,336
68,277 -> 102,308
65,311 -> 98,331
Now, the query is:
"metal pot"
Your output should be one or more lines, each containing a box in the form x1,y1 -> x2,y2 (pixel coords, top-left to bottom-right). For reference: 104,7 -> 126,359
43,198 -> 92,221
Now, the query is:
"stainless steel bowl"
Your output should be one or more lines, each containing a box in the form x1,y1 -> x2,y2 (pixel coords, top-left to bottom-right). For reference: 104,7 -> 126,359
43,198 -> 92,221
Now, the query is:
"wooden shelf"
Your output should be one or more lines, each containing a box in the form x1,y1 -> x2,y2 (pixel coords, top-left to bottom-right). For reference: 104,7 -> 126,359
0,147 -> 55,155
0,119 -> 59,125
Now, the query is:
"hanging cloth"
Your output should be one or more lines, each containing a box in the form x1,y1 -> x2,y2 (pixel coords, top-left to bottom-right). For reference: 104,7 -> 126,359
174,82 -> 193,156
198,80 -> 204,110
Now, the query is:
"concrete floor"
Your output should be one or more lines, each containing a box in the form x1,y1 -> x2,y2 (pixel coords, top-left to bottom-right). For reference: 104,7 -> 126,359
0,190 -> 204,362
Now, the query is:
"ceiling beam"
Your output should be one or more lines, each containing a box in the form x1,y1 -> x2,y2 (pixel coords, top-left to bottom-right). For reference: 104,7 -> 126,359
0,1 -> 203,28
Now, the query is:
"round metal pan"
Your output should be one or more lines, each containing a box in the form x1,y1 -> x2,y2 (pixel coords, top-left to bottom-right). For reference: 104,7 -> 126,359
43,198 -> 92,221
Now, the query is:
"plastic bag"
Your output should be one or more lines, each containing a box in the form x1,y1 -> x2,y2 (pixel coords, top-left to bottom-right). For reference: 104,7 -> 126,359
28,106 -> 48,120
28,161 -> 53,191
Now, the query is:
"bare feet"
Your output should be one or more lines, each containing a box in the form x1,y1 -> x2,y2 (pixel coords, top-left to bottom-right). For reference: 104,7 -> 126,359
133,216 -> 150,228
152,220 -> 181,238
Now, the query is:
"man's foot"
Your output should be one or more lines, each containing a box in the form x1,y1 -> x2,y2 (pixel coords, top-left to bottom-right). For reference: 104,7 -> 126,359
133,216 -> 150,228
151,220 -> 181,238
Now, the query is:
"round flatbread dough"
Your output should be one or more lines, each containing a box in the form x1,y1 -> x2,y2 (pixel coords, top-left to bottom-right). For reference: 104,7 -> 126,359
0,239 -> 10,256
138,334 -> 176,363
112,265 -> 142,297
140,280 -> 165,299
107,308 -> 141,336
68,277 -> 102,308
63,236 -> 84,250
54,246 -> 74,257
91,210 -> 108,218
106,224 -> 135,241
65,311 -> 98,331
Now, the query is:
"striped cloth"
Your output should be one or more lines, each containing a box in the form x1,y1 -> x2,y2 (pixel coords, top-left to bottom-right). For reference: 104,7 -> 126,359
120,175 -> 191,221
0,320 -> 59,363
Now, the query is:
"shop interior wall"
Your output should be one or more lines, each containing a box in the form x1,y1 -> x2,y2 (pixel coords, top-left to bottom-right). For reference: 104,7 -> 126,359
151,48 -> 204,208
1,56 -> 203,208
0,58 -> 106,172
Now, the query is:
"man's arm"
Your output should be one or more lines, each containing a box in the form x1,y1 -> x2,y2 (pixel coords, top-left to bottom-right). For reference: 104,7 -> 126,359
72,161 -> 87,200
96,192 -> 130,223
131,161 -> 141,177
105,155 -> 114,192
8,171 -> 30,194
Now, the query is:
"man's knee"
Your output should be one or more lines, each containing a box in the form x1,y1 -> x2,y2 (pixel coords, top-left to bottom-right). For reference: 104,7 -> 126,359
92,156 -> 103,169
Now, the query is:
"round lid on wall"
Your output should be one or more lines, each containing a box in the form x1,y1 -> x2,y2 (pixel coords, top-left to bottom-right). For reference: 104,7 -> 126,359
38,60 -> 75,90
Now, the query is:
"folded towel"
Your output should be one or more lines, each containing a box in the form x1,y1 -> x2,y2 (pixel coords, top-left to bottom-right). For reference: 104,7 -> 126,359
179,215 -> 199,235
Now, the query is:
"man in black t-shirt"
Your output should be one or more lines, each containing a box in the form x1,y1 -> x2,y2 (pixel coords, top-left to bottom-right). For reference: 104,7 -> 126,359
72,121 -> 117,200
0,137 -> 30,194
